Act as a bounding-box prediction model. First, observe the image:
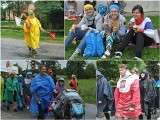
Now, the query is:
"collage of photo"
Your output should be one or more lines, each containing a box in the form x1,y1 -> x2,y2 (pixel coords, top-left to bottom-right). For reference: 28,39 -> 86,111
1,0 -> 160,120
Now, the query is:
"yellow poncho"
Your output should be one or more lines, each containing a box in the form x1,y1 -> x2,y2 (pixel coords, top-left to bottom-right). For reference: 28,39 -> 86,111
24,16 -> 42,49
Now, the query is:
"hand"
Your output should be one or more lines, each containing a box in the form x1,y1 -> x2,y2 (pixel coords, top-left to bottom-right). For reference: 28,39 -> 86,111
70,24 -> 76,32
54,89 -> 58,94
102,23 -> 108,28
40,28 -> 45,32
113,27 -> 118,32
36,98 -> 41,104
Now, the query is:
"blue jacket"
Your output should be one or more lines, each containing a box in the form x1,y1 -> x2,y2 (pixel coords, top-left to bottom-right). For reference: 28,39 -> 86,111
30,73 -> 55,114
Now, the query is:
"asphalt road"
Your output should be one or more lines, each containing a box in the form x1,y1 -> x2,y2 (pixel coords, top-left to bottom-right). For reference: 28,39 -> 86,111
1,103 -> 96,120
1,38 -> 64,60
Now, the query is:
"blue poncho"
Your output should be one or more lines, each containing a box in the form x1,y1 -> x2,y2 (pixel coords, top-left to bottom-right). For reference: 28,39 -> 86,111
30,73 -> 55,114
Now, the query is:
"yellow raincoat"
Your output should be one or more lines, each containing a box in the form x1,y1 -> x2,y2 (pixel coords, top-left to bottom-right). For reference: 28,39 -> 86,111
24,15 -> 42,49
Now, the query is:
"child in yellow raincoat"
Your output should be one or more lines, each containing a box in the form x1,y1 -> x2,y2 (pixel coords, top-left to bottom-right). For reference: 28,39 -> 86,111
24,9 -> 45,55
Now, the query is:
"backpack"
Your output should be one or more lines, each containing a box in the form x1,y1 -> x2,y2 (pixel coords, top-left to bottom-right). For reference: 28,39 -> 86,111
84,32 -> 105,57
98,4 -> 109,16
71,102 -> 84,118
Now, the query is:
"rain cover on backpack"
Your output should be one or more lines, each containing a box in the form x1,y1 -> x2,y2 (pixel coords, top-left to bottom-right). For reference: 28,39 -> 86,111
84,32 -> 105,57
98,4 -> 109,16
52,89 -> 85,119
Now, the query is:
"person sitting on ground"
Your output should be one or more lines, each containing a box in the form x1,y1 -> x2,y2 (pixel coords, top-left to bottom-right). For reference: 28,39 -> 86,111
65,4 -> 102,60
115,5 -> 155,61
101,4 -> 126,59
84,0 -> 96,10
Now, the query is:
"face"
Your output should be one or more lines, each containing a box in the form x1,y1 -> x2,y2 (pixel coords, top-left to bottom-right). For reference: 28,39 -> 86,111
28,74 -> 32,78
19,77 -> 23,81
132,9 -> 142,20
119,68 -> 127,77
131,70 -> 136,75
110,8 -> 119,19
96,76 -> 99,81
140,73 -> 145,78
10,74 -> 15,79
85,8 -> 94,16
59,81 -> 64,86
40,66 -> 46,75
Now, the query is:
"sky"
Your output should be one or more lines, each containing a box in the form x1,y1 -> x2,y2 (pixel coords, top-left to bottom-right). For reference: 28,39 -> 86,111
1,60 -> 96,70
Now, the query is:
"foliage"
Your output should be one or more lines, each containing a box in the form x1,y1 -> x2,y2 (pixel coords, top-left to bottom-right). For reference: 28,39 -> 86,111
13,63 -> 22,74
84,63 -> 96,79
146,61 -> 160,80
65,61 -> 86,79
34,1 -> 64,29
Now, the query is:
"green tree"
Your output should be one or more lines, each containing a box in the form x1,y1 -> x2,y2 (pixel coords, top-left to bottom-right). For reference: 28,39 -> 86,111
66,61 -> 86,79
34,1 -> 64,29
13,63 -> 22,74
84,63 -> 96,79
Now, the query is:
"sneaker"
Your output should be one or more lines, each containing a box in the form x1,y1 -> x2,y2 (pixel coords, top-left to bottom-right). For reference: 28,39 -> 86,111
69,50 -> 80,60
7,106 -> 10,110
27,106 -> 30,110
134,57 -> 143,61
104,50 -> 111,56
101,55 -> 107,59
32,50 -> 37,54
14,109 -> 17,112
115,51 -> 122,59
28,46 -> 32,51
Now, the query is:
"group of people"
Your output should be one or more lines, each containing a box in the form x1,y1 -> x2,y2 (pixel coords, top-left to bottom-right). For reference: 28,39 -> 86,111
65,2 -> 155,61
96,64 -> 159,120
1,65 -> 79,119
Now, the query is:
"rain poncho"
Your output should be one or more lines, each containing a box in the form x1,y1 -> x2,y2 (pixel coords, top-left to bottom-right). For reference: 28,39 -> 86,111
3,77 -> 19,102
24,15 -> 42,49
0,76 -> 4,102
114,71 -> 141,118
30,73 -> 55,114
155,79 -> 160,88
96,70 -> 115,117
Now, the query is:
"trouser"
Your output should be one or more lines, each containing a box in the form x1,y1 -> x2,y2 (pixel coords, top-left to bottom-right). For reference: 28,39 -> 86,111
117,30 -> 153,58
37,102 -> 48,119
103,106 -> 110,120
116,116 -> 139,120
65,27 -> 87,50
139,110 -> 151,120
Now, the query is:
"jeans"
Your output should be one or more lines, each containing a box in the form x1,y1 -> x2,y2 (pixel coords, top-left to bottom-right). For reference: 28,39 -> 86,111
65,27 -> 87,50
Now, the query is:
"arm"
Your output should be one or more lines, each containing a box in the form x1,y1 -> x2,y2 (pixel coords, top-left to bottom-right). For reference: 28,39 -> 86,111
6,79 -> 13,92
76,17 -> 86,28
143,22 -> 154,38
89,16 -> 103,31
34,92 -> 40,104
118,16 -> 126,37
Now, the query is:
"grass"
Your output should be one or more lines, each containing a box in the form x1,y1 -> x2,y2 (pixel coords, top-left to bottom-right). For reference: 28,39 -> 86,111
1,21 -> 64,44
65,16 -> 160,60
62,78 -> 96,104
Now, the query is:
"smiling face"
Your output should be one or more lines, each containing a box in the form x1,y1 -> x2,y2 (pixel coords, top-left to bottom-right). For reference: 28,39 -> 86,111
110,8 -> 119,19
40,66 -> 46,76
132,9 -> 142,20
85,7 -> 94,16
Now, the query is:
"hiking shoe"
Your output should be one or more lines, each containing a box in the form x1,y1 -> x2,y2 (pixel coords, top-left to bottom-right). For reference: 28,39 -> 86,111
69,50 -> 80,60
28,46 -> 32,51
115,51 -> 122,59
7,106 -> 10,110
104,50 -> 111,56
27,106 -> 29,110
101,55 -> 107,59
14,109 -> 17,112
32,50 -> 37,55
134,57 -> 143,61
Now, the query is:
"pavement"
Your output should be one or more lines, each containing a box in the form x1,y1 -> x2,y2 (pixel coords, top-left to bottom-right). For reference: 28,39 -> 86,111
1,38 -> 64,60
1,103 -> 96,120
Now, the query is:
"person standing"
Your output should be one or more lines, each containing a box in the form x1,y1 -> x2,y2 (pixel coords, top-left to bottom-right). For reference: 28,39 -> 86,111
114,64 -> 141,119
3,72 -> 19,112
30,65 -> 55,119
96,70 -> 115,119
24,9 -> 45,55
139,70 -> 157,120
68,74 -> 78,90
